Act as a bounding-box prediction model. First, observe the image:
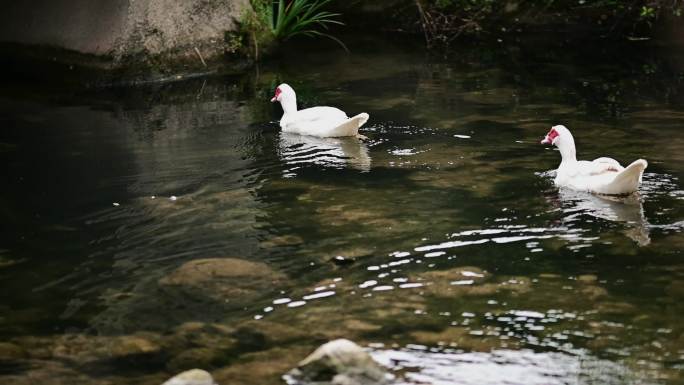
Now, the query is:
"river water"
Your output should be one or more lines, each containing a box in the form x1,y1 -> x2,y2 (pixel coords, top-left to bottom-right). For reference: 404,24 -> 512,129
1,36 -> 683,384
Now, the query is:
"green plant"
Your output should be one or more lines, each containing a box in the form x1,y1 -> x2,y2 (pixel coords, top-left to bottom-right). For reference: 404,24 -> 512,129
640,5 -> 656,18
252,0 -> 347,51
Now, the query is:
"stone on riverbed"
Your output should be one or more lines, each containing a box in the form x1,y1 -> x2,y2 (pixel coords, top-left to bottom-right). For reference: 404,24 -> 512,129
159,257 -> 287,302
285,339 -> 388,385
0,342 -> 27,361
109,335 -> 161,358
167,348 -> 220,373
415,266 -> 531,297
162,369 -> 215,385
51,333 -> 163,363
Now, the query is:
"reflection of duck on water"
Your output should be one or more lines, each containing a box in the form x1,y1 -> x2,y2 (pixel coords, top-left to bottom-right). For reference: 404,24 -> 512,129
278,132 -> 371,172
555,188 -> 650,246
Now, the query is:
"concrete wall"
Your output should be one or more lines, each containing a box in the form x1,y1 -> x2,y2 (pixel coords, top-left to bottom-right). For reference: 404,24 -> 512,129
0,1 -> 129,55
0,0 -> 250,63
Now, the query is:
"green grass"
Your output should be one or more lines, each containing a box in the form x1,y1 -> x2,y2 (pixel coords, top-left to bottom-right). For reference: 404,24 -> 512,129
257,0 -> 348,51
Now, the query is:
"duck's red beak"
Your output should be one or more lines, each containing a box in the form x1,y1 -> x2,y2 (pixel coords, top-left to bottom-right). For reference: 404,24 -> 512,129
541,128 -> 559,145
271,87 -> 281,103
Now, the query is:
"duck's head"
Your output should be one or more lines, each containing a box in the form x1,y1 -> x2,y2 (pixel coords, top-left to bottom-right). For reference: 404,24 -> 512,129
271,83 -> 297,114
542,124 -> 577,161
271,83 -> 295,103
541,124 -> 571,146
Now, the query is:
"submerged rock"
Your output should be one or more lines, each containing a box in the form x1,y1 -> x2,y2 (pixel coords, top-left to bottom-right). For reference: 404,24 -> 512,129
167,348 -> 220,373
159,257 -> 287,302
160,258 -> 279,285
285,339 -> 388,385
0,342 -> 27,361
214,346 -> 313,385
162,369 -> 215,385
108,335 -> 161,358
167,322 -> 237,353
51,333 -> 160,363
165,323 -> 238,370
415,267 -> 531,298
260,234 -> 304,249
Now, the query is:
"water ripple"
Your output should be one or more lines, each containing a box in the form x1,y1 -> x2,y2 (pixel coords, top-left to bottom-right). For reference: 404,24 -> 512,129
372,347 -> 654,385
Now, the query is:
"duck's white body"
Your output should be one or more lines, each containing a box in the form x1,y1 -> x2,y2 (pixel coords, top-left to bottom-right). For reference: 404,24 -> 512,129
542,125 -> 647,195
271,84 -> 369,138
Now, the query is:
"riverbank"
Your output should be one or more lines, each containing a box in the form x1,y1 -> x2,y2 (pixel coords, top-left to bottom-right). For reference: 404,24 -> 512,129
2,0 -> 684,85
0,0 -> 253,84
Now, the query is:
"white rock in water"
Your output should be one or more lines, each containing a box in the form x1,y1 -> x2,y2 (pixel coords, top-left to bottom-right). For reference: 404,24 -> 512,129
162,369 -> 215,385
286,339 -> 388,385
170,196 -> 178,201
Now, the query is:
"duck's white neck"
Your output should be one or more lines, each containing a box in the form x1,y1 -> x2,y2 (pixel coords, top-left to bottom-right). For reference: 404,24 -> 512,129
557,134 -> 577,163
280,95 -> 297,115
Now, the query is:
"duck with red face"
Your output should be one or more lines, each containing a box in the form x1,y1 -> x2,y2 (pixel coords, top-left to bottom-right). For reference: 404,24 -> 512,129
270,83 -> 369,138
540,125 -> 647,195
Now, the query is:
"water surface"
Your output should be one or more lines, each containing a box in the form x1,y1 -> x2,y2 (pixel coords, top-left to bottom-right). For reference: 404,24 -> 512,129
1,36 -> 683,384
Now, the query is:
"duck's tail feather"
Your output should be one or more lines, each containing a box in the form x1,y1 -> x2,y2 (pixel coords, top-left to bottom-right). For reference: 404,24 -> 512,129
327,113 -> 370,137
596,159 -> 648,195
352,112 -> 369,127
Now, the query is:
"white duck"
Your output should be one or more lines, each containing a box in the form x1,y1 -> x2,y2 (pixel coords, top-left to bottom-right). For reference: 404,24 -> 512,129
541,125 -> 647,195
270,83 -> 369,138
